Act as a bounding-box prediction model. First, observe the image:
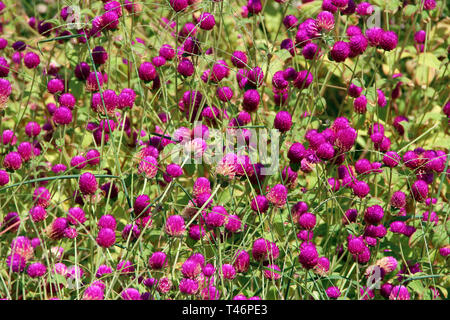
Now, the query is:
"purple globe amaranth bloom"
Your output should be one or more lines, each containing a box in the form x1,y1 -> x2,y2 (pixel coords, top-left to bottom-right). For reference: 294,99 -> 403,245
75,62 -> 90,80
96,228 -> 116,248
293,70 -> 313,90
352,180 -> 370,198
221,264 -> 236,280
231,51 -> 248,68
299,243 -> 319,269
0,78 -> 12,109
198,12 -> 215,30
354,95 -> 368,114
356,2 -> 373,15
179,278 -> 199,295
27,262 -> 47,278
148,252 -> 167,270
6,254 -> 26,273
0,169 -> 9,186
234,250 -> 250,273
389,285 -> 410,300
283,15 -> 298,29
326,286 -> 341,299
298,213 -> 317,230
266,184 -> 288,208
170,0 -> 188,12
98,214 -> 117,230
47,78 -> 64,94
92,46 -> 108,65
24,52 -> 40,69
177,58 -> 194,77
242,89 -> 260,112
273,110 -> 292,132
390,191 -> 406,208
383,151 -> 401,168
165,215 -> 185,237
138,62 -> 157,82
251,195 -> 269,214
316,11 -> 335,32
365,205 -> 384,225
349,34 -> 368,57
79,172 -> 98,195
411,180 -> 428,202
302,43 -> 320,60
380,31 -> 398,51
330,41 -> 350,62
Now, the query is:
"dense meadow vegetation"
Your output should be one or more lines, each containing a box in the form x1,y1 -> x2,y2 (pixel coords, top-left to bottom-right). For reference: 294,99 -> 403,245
0,0 -> 448,300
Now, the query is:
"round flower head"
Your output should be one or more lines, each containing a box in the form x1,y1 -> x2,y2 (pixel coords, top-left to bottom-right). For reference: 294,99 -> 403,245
326,286 -> 341,299
92,46 -> 108,65
365,205 -> 384,225
179,278 -> 199,295
27,262 -> 47,278
0,169 -> 9,186
86,72 -> 104,92
201,286 -> 220,300
298,212 -> 317,230
414,30 -> 426,44
177,58 -> 194,77
165,215 -> 185,237
316,11 -> 335,31
74,62 -> 90,80
302,43 -> 320,60
266,184 -> 288,208
356,2 -> 373,15
263,264 -> 281,280
251,195 -> 269,214
67,207 -> 86,225
216,86 -> 233,102
411,180 -> 428,202
11,236 -> 33,261
0,78 -> 12,109
121,288 -> 141,300
331,0 -> 348,7
138,156 -> 158,178
390,191 -> 406,208
389,285 -> 410,300
169,0 -> 188,12
348,236 -> 366,254
24,52 -> 40,69
96,228 -> 116,248
347,25 -> 362,37
231,51 -> 248,68
299,243 -> 319,269
95,265 -> 113,278
242,89 -> 260,112
283,15 -> 298,29
98,214 -> 117,230
118,88 -> 136,109
353,95 -> 368,114
53,107 -> 73,125
32,187 -> 51,208
6,254 -> 26,273
198,12 -> 215,30
221,264 -> 236,280
0,57 -> 10,77
274,110 -> 293,132
148,252 -> 167,270
330,41 -> 350,62
349,34 -> 368,57
91,90 -> 118,115
234,250 -> 250,273
2,212 -> 20,232
47,78 -> 64,94
79,172 -> 98,195
383,151 -> 401,168
83,285 -> 104,300
293,70 -> 313,90
352,180 -> 370,198
380,31 -> 398,51
205,206 -> 227,228
225,214 -> 242,233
